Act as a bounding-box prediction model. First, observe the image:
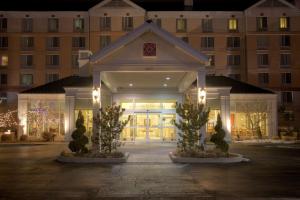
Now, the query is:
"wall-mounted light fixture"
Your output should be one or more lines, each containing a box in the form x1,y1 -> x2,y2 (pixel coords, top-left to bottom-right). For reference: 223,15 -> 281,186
93,87 -> 100,102
198,87 -> 206,104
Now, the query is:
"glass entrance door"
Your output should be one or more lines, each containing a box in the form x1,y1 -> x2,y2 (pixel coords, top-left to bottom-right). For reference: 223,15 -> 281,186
148,113 -> 161,140
135,112 -> 161,141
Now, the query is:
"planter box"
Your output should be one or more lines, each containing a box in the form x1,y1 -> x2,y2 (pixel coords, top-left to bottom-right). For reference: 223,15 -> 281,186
56,152 -> 129,164
169,152 -> 250,164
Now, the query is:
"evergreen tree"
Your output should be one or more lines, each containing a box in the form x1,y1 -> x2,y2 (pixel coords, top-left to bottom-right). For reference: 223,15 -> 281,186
94,104 -> 130,154
69,111 -> 89,154
174,99 -> 210,153
210,114 -> 229,153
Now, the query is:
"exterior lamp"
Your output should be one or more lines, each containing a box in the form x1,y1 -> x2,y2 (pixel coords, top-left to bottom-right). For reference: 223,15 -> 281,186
198,88 -> 206,104
93,87 -> 100,102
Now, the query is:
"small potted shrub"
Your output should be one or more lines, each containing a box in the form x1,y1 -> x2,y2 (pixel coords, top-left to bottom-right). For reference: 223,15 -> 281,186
42,131 -> 56,142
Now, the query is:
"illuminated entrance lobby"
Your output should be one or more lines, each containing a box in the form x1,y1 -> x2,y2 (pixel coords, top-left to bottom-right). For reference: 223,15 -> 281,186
17,21 -> 278,142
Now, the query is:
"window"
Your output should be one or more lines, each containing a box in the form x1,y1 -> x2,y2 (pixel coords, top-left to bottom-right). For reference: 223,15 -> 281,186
122,16 -> 133,31
280,54 -> 291,67
227,37 -> 240,49
48,18 -> 59,32
47,37 -> 60,49
201,37 -> 214,49
208,55 -> 215,66
46,55 -> 60,66
100,16 -> 111,31
153,18 -> 161,28
281,91 -> 293,103
202,18 -> 213,32
46,73 -> 59,83
257,36 -> 269,49
0,37 -> 8,48
72,54 -> 79,68
181,37 -> 189,43
143,43 -> 156,57
257,54 -> 269,67
21,37 -> 34,50
0,73 -> 7,85
22,18 -> 33,32
227,55 -> 240,66
0,55 -> 8,66
0,18 -> 7,32
280,35 -> 290,48
228,74 -> 241,80
258,73 -> 269,84
176,18 -> 187,32
74,18 -> 84,32
228,18 -> 238,31
20,74 -> 33,86
281,73 -> 292,84
279,16 -> 289,31
99,35 -> 111,49
72,37 -> 85,48
20,55 -> 33,67
256,17 -> 268,31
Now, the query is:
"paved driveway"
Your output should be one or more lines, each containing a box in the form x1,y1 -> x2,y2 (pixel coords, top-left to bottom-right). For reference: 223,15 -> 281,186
0,142 -> 300,199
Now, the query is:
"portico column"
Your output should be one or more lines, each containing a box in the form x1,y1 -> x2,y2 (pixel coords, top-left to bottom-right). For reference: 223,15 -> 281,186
18,97 -> 28,137
197,69 -> 206,145
92,71 -> 101,151
64,95 -> 75,141
220,95 -> 231,142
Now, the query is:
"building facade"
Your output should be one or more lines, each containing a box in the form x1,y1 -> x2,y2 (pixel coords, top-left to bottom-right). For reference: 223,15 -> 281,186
0,0 -> 299,132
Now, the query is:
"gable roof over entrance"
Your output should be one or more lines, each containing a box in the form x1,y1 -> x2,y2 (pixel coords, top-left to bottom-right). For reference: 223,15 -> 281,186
90,21 -> 209,64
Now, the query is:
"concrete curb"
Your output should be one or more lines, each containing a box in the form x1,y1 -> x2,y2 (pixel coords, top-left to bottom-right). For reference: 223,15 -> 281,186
56,152 -> 129,164
169,152 -> 250,164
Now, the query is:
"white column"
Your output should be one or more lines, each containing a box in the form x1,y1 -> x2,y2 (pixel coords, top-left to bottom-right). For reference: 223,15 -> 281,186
269,98 -> 278,139
197,69 -> 206,145
92,71 -> 101,151
220,95 -> 231,142
18,97 -> 28,137
64,96 -> 75,141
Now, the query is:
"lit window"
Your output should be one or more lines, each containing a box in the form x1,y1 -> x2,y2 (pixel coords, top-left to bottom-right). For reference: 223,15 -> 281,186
143,43 -> 156,57
0,55 -> 8,66
176,18 -> 187,32
279,17 -> 289,31
228,18 -> 238,31
74,18 -> 84,32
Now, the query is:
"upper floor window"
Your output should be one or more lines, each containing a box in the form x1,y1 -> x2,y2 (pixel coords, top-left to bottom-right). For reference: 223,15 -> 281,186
100,16 -> 111,31
20,74 -> 33,86
227,37 -> 240,49
257,36 -> 269,49
0,73 -> 7,85
256,17 -> 268,31
281,73 -> 292,84
46,55 -> 60,66
122,16 -> 133,31
46,73 -> 59,83
143,43 -> 156,57
281,91 -> 293,104
100,35 -> 111,49
74,18 -> 84,32
208,55 -> 215,66
0,55 -> 8,67
20,55 -> 33,68
72,54 -> 79,68
0,37 -> 8,48
47,37 -> 60,50
202,18 -> 213,32
0,18 -> 7,32
153,18 -> 161,28
258,73 -> 269,84
21,37 -> 34,50
227,55 -> 240,66
176,18 -> 187,32
228,74 -> 241,80
72,37 -> 85,48
279,16 -> 289,31
201,37 -> 214,49
228,18 -> 238,32
48,18 -> 59,32
257,54 -> 269,67
22,18 -> 33,32
280,53 -> 291,67
280,35 -> 290,48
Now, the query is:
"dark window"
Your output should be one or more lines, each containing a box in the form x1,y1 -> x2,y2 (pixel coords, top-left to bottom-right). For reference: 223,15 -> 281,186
227,37 -> 240,49
21,37 -> 34,50
281,91 -> 293,103
100,16 -> 111,31
46,55 -> 60,66
153,18 -> 161,28
258,73 -> 269,84
280,35 -> 291,48
20,55 -> 33,67
227,55 -> 240,66
228,74 -> 241,80
202,18 -> 213,32
143,43 -> 156,57
256,17 -> 268,31
74,18 -> 84,32
72,37 -> 85,48
72,54 -> 79,68
281,73 -> 292,84
122,17 -> 133,31
0,18 -> 7,32
280,54 -> 291,67
20,74 -> 33,86
257,36 -> 269,49
0,74 -> 7,85
47,37 -> 60,49
257,54 -> 269,67
99,35 -> 111,49
201,37 -> 214,49
22,18 -> 33,32
48,18 -> 59,32
181,37 -> 189,43
0,37 -> 8,48
46,73 -> 59,83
